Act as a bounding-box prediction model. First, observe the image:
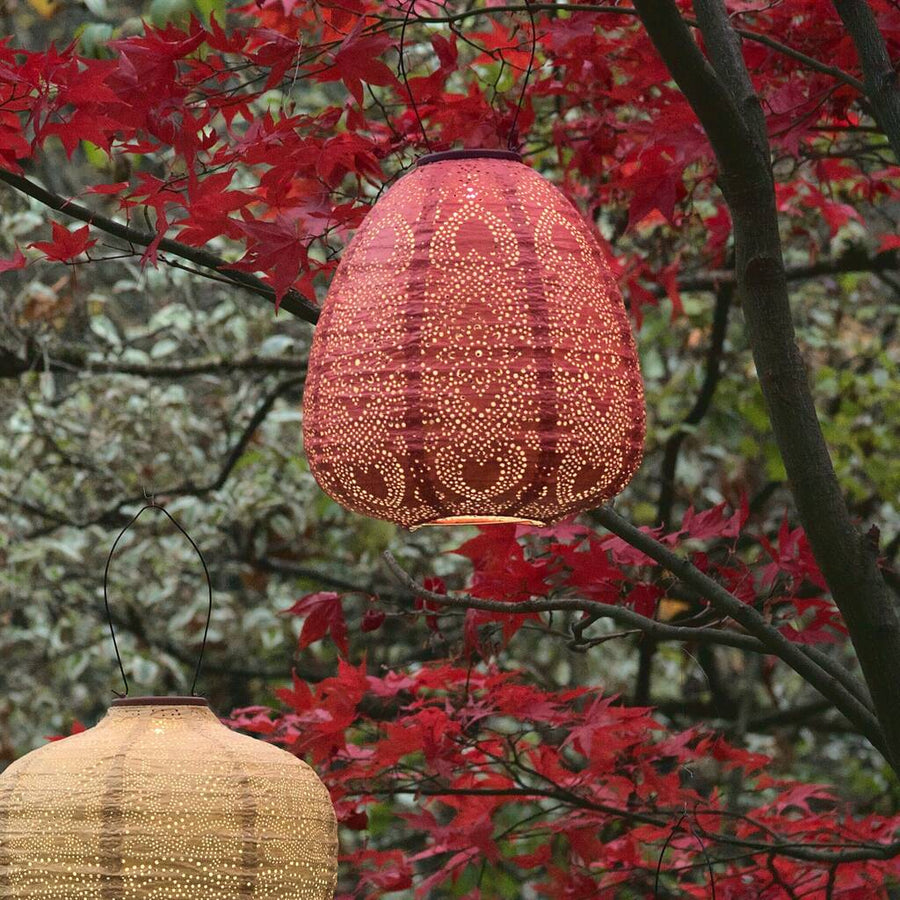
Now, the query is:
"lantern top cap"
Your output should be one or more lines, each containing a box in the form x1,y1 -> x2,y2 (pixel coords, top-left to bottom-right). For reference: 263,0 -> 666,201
110,695 -> 209,708
416,149 -> 523,167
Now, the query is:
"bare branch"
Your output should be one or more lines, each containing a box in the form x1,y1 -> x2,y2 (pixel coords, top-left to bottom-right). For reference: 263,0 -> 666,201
0,346 -> 308,380
657,281 -> 733,528
362,785 -> 900,864
670,248 -> 899,295
252,555 -> 406,601
386,5 -> 865,93
16,376 -> 304,535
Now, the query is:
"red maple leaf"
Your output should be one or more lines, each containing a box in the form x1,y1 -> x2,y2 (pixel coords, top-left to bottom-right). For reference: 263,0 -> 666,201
282,591 -> 348,656
0,247 -> 26,272
29,222 -> 96,262
45,720 -> 86,742
83,182 -> 130,196
0,110 -> 31,168
361,607 -> 386,632
173,171 -> 254,246
320,18 -> 398,105
229,213 -> 310,304
553,537 -> 622,604
679,498 -> 749,542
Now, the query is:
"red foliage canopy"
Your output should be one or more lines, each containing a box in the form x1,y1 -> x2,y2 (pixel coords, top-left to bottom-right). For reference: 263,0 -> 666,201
1,1 -> 896,311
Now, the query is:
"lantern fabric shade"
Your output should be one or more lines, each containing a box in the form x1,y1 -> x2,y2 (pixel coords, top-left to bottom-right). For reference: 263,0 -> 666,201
303,150 -> 645,529
0,698 -> 337,899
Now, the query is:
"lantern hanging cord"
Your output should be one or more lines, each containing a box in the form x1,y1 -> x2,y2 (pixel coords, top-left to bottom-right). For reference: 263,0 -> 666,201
507,0 -> 537,152
397,1 -> 538,153
103,502 -> 213,699
398,0 -> 434,152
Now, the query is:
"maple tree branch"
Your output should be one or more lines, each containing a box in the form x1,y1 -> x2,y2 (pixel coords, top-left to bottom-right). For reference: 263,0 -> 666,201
463,747 -> 893,863
704,21 -> 864,95
632,1 -> 761,177
654,696 -> 837,731
251,555 -> 406,602
831,0 -> 900,159
742,698 -> 834,732
384,549 -> 767,652
692,0 -> 769,158
0,345 -> 309,380
670,248 -> 899,295
634,0 -> 900,775
384,541 -> 879,748
0,168 -> 321,325
593,507 -> 874,713
367,783 -> 900,864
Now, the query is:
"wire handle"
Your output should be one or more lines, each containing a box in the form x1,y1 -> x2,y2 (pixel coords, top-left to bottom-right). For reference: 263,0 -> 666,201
397,0 -> 538,153
103,502 -> 213,699
507,1 -> 537,152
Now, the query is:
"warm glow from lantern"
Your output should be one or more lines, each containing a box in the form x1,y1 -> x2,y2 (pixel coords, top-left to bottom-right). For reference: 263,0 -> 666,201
303,150 -> 645,529
0,698 -> 338,898
420,515 -> 546,529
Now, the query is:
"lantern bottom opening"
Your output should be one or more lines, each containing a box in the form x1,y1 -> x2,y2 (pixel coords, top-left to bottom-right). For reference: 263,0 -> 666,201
412,515 -> 547,529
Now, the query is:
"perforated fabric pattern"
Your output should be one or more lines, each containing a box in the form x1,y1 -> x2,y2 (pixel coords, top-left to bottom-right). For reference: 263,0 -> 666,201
303,155 -> 645,529
0,703 -> 337,899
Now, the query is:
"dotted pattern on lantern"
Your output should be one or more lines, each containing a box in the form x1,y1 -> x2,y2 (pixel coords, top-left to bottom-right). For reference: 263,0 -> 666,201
0,704 -> 337,899
303,156 -> 645,529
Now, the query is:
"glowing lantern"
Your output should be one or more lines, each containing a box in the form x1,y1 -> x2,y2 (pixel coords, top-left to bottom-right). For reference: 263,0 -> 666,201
0,697 -> 338,898
303,149 -> 645,529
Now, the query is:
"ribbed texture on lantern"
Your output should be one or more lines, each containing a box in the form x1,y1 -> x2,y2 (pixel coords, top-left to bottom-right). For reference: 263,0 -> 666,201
0,700 -> 337,899
303,154 -> 645,529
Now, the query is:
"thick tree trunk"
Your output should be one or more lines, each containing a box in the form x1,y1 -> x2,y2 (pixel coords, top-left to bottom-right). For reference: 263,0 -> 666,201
633,0 -> 900,771
727,175 -> 900,768
832,0 -> 900,161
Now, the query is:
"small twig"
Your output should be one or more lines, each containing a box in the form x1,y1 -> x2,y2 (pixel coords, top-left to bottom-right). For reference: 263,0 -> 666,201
657,280 -> 734,529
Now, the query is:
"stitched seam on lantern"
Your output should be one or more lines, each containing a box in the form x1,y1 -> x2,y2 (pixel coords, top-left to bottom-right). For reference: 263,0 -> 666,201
302,234 -> 348,482
222,737 -> 260,897
501,168 -> 560,515
236,771 -> 259,898
0,749 -> 36,891
185,709 -> 262,897
604,275 -> 645,498
403,168 -> 445,520
100,717 -> 144,899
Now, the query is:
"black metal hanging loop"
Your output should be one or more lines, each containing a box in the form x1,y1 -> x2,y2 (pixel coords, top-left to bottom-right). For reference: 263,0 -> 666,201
396,0 -> 538,154
103,502 -> 213,699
